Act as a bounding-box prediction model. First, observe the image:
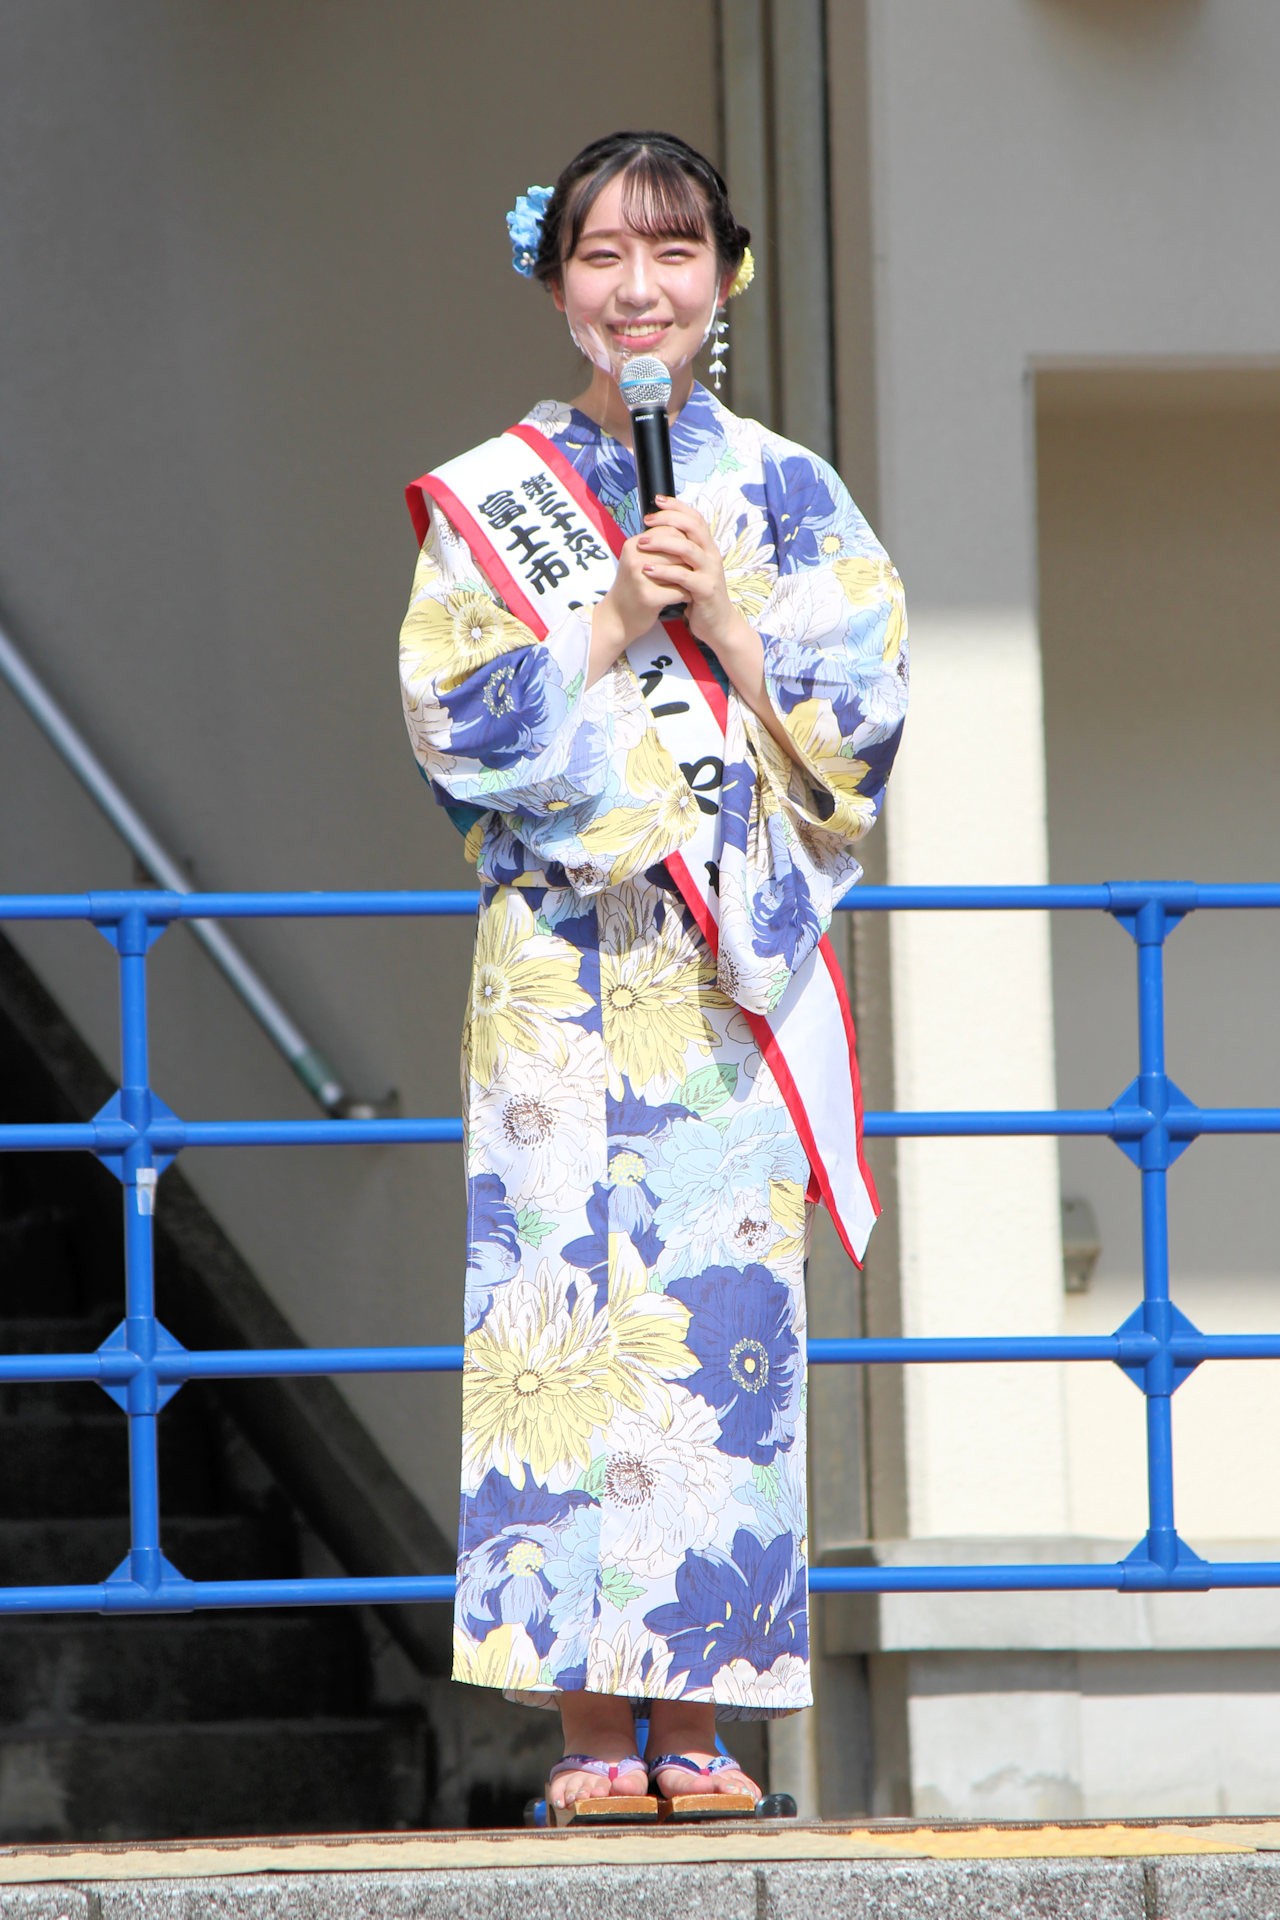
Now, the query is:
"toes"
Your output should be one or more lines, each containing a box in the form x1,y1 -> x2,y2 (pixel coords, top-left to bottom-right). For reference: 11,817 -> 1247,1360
653,1764 -> 759,1800
552,1773 -> 610,1809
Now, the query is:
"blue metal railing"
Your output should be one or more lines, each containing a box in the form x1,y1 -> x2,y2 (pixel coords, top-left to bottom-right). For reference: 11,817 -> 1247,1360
1,879 -> 1278,1615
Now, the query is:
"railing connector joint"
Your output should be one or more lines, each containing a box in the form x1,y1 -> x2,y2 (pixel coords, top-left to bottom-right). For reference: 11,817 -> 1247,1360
1120,1530 -> 1210,1591
1106,881 -> 1197,941
97,1320 -> 187,1413
89,892 -> 171,953
103,1551 -> 195,1613
1113,1301 -> 1202,1396
90,1091 -> 181,1183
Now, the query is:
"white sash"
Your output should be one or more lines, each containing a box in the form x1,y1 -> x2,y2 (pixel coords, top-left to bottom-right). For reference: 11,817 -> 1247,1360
407,423 -> 879,1265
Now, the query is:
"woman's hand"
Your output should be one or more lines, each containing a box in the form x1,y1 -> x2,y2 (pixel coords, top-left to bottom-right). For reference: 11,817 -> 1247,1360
637,498 -> 811,775
587,499 -> 807,774
587,496 -> 740,686
635,497 -> 740,653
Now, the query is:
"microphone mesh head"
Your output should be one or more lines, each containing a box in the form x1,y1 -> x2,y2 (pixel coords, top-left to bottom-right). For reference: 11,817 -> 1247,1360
618,354 -> 672,412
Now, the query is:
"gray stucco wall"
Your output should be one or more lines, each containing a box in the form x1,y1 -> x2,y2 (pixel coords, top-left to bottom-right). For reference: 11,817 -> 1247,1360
0,0 -> 720,1535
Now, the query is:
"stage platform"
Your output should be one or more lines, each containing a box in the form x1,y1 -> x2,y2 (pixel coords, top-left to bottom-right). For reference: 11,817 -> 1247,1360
2,1819 -> 1280,1916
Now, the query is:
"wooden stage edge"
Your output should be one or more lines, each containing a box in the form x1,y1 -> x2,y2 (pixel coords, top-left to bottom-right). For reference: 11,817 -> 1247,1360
4,1818 -> 1280,1883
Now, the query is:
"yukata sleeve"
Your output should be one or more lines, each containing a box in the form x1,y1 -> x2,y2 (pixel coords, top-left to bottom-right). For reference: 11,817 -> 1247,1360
399,500 -> 698,890
715,446 -> 909,1014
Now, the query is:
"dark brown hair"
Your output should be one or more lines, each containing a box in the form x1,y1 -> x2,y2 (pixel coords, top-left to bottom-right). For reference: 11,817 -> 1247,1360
532,131 -> 749,287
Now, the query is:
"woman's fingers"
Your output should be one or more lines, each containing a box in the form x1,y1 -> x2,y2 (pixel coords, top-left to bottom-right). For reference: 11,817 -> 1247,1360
637,530 -> 701,567
640,548 -> 709,588
645,501 -> 718,549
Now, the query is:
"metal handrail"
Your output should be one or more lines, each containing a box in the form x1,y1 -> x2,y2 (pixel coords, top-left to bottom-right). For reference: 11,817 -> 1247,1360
0,879 -> 1279,1617
0,622 -> 352,1112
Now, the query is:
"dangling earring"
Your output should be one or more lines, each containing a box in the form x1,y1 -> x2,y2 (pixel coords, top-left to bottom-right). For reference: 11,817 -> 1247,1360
709,307 -> 729,392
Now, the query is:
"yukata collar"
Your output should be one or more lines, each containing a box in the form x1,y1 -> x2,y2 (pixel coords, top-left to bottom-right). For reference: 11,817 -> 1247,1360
560,379 -> 722,448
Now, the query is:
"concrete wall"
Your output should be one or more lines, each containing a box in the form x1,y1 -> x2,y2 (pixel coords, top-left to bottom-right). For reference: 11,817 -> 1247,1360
825,0 -> 1280,1814
843,0 -> 1280,1547
0,0 -> 719,1539
1038,372 -> 1280,1541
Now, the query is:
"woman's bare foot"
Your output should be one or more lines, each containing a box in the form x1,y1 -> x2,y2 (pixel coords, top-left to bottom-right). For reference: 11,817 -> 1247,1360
645,1701 -> 761,1801
549,1692 -> 649,1811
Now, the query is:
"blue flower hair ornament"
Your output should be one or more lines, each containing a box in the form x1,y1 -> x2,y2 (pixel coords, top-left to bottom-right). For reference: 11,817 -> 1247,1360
507,185 -> 554,278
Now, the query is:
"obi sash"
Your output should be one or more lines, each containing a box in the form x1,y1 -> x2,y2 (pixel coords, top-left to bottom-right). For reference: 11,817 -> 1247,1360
406,423 -> 879,1266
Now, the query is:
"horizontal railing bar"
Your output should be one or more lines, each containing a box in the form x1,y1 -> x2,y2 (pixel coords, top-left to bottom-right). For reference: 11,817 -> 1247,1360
0,1335 -> 1157,1386
158,1119 -> 463,1148
809,1562 -> 1280,1593
0,897 -> 97,922
139,890 -> 486,921
0,1585 -> 126,1613
1170,1335 -> 1280,1361
864,1109 -> 1133,1138
11,1331 -> 1280,1387
0,1577 -> 458,1614
0,891 -> 484,924
0,1355 -> 120,1384
5,882 -> 1280,929
8,1107 -> 1280,1157
808,1336 -> 1153,1364
177,1576 -> 460,1607
0,1124 -> 108,1151
843,885 -> 1112,912
6,1558 -> 1280,1615
172,1346 -> 467,1378
0,1119 -> 464,1152
839,882 -> 1280,912
809,1565 -> 1124,1593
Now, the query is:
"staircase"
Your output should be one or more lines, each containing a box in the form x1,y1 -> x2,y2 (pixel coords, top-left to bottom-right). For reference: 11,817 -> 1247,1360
0,962 -> 432,1841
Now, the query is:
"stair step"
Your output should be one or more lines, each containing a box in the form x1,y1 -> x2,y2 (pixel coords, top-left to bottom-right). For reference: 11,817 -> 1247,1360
0,1208 -> 82,1314
0,1715 -> 427,1842
0,1610 -> 368,1723
0,1405 -> 221,1517
0,1511 -> 299,1586
0,1311 -> 118,1352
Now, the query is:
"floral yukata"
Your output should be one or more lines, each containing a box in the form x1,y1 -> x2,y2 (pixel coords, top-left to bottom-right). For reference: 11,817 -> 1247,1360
399,384 -> 907,1718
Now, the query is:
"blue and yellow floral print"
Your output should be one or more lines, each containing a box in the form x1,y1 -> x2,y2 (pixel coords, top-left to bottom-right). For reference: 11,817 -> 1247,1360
400,388 -> 906,1717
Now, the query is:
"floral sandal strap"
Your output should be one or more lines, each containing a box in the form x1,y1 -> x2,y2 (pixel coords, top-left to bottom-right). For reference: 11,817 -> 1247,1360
547,1752 -> 647,1786
647,1752 -> 742,1787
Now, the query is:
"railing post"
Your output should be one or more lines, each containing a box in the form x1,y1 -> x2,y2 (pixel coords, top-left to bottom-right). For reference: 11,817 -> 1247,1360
115,902 -> 164,1593
1132,896 -> 1179,1571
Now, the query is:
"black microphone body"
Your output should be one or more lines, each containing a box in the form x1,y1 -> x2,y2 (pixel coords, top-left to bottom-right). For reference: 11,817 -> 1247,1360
628,397 -> 685,620
630,403 -> 676,519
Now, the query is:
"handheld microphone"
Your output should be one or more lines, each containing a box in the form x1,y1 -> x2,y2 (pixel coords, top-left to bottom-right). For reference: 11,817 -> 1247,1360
618,354 -> 684,619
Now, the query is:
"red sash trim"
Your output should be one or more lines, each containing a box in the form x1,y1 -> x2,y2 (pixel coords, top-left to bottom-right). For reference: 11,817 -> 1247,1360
407,472 -> 545,638
668,847 -> 866,1259
406,427 -> 879,1268
506,423 -> 729,732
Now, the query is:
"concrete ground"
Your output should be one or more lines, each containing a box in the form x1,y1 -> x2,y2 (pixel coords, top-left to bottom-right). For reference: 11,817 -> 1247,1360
2,1821 -> 1280,1917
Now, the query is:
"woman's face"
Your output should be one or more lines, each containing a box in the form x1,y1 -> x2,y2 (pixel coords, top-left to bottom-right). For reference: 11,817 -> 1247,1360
551,172 -> 731,383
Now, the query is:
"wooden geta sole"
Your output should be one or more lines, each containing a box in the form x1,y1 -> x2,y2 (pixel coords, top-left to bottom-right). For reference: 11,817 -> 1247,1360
660,1792 -> 758,1821
553,1794 -> 659,1826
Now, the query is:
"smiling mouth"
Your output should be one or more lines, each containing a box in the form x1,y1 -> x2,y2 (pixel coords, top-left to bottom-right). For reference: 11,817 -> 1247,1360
609,320 -> 672,341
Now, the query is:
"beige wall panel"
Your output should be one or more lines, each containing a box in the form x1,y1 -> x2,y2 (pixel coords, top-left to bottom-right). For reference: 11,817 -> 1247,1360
1039,385 -> 1280,1542
831,0 -> 1280,1542
0,0 -> 720,1536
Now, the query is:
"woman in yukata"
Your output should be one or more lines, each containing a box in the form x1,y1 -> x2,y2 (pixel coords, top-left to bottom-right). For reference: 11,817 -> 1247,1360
399,130 -> 908,1814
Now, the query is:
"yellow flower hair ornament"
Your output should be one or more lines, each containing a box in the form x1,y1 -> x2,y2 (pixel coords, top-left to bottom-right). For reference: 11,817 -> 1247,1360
728,246 -> 755,299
